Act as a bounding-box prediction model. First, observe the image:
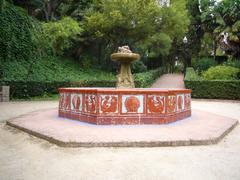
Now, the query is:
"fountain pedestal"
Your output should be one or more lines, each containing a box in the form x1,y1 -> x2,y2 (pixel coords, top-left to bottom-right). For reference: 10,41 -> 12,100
111,53 -> 140,88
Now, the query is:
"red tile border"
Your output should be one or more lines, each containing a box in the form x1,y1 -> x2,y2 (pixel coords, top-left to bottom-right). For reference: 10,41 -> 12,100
58,88 -> 192,125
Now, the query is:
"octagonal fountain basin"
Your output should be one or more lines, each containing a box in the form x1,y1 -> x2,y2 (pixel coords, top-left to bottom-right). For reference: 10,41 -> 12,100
59,88 -> 191,125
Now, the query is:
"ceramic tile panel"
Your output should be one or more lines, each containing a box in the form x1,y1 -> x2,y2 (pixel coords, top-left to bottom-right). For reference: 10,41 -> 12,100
70,93 -> 83,113
147,95 -> 165,114
167,95 -> 176,113
85,94 -> 97,113
99,95 -> 118,114
122,95 -> 144,113
59,93 -> 71,111
177,94 -> 185,112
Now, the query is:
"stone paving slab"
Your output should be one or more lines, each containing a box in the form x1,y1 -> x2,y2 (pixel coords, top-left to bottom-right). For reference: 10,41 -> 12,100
6,108 -> 238,147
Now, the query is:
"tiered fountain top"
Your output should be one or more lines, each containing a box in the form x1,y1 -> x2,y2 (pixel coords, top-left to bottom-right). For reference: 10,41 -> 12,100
111,46 -> 140,88
111,46 -> 140,64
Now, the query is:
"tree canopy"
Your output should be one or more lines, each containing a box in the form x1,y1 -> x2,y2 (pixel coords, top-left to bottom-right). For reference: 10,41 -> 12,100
83,0 -> 189,63
1,0 -> 239,75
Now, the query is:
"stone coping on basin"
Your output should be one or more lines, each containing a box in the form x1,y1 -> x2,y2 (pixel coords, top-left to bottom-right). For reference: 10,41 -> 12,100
59,87 -> 192,94
58,88 -> 192,125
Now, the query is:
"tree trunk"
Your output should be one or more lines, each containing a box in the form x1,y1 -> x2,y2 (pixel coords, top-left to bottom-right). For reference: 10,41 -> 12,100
43,4 -> 49,22
49,0 -> 62,20
213,37 -> 217,61
98,42 -> 102,65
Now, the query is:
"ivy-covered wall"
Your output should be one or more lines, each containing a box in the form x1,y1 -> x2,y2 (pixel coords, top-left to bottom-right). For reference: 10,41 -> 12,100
0,3 -> 41,62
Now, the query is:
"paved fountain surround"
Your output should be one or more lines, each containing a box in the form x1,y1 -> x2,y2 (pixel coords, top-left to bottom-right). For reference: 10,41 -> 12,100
58,88 -> 191,125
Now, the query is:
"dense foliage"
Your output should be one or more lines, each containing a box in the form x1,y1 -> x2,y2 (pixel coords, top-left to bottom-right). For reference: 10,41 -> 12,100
1,57 -> 115,81
82,0 -> 189,68
214,0 -> 240,58
42,17 -> 82,55
201,0 -> 240,58
134,67 -> 164,87
0,2 -> 41,62
185,79 -> 240,99
184,67 -> 202,80
1,0 -> 191,74
192,57 -> 217,73
202,65 -> 240,80
131,61 -> 147,73
184,68 -> 240,99
223,59 -> 240,69
186,0 -> 204,59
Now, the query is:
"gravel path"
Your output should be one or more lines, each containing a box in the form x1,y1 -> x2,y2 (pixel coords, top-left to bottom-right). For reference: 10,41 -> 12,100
0,101 -> 58,122
0,100 -> 240,180
151,73 -> 185,89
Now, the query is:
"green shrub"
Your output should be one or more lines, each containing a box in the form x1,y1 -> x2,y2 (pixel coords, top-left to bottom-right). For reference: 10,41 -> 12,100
0,80 -> 116,99
223,59 -> 240,69
192,57 -> 217,73
131,61 -> 147,73
135,67 -> 164,87
185,80 -> 240,100
80,53 -> 95,69
184,68 -> 240,100
184,68 -> 202,80
42,17 -> 82,56
174,63 -> 184,73
202,66 -> 240,80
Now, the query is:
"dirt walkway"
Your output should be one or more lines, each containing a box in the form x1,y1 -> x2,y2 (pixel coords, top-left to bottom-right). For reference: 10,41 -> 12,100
0,100 -> 240,180
151,73 -> 185,89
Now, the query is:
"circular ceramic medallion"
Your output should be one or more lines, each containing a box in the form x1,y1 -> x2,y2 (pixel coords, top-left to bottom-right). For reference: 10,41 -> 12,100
124,96 -> 140,113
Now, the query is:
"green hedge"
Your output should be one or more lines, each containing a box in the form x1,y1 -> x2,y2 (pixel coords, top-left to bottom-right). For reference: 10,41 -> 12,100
0,67 -> 164,99
184,68 -> 240,100
0,80 -> 115,98
135,67 -> 164,88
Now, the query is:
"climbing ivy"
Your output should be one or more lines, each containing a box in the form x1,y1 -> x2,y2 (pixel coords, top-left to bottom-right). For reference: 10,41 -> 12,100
0,2 -> 43,62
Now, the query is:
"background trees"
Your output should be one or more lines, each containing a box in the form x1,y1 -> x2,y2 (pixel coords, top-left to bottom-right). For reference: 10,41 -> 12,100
83,0 -> 165,65
82,0 -> 189,70
214,0 -> 240,58
1,0 -> 239,75
200,0 -> 240,59
42,17 -> 82,56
